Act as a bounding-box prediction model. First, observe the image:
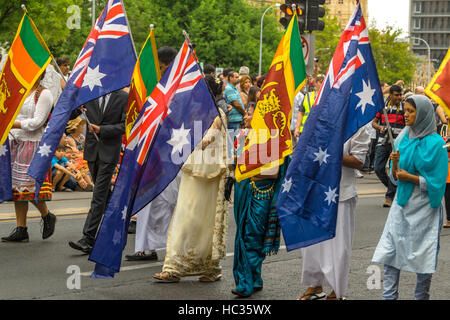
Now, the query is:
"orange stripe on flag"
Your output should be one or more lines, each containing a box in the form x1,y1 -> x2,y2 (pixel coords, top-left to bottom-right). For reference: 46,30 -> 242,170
10,37 -> 40,85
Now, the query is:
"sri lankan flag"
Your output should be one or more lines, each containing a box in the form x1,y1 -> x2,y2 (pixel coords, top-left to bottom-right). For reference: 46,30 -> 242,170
425,48 -> 450,116
235,13 -> 306,182
0,11 -> 52,146
125,26 -> 160,139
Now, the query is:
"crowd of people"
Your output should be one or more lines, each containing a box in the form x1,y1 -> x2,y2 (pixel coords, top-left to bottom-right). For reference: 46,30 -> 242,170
1,47 -> 449,300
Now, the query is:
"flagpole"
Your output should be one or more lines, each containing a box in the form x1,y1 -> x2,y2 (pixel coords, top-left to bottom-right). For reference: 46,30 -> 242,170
120,0 -> 138,60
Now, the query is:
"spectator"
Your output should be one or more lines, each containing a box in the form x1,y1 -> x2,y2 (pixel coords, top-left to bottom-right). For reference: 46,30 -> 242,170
51,145 -> 84,192
372,84 -> 405,208
203,64 -> 215,77
239,75 -> 252,108
56,57 -> 70,90
239,66 -> 250,77
65,117 -> 94,190
294,75 -> 324,138
223,70 -> 245,135
205,75 -> 231,116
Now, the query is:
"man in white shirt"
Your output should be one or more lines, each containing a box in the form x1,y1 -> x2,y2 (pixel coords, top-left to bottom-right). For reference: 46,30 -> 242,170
298,126 -> 370,300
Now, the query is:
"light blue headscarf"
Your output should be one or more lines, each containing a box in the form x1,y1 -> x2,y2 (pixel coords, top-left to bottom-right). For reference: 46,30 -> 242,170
394,95 -> 448,208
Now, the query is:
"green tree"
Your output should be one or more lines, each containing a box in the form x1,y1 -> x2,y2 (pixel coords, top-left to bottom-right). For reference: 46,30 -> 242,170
0,0 -> 79,49
368,25 -> 420,84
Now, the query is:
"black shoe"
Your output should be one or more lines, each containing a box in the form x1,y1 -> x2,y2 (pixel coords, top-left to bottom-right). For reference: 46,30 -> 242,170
128,220 -> 136,234
69,239 -> 93,254
41,212 -> 56,239
1,227 -> 29,242
125,251 -> 158,261
231,289 -> 252,298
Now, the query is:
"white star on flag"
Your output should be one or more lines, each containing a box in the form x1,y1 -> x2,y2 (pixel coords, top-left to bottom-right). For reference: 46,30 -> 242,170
324,187 -> 338,206
121,206 -> 128,220
282,177 -> 293,193
355,79 -> 375,114
313,147 -> 330,166
82,65 -> 106,91
167,124 -> 191,155
0,145 -> 7,157
112,230 -> 121,246
38,144 -> 52,157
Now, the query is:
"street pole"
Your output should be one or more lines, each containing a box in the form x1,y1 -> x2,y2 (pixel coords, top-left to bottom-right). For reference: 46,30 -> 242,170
409,36 -> 431,84
259,3 -> 281,76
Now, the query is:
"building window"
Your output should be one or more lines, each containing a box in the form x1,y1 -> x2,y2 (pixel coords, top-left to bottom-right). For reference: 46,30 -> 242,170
413,38 -> 420,46
325,0 -> 331,4
413,18 -> 421,30
338,0 -> 343,4
414,1 -> 422,13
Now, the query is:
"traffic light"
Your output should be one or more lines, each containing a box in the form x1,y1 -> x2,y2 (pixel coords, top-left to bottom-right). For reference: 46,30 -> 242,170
279,1 -> 306,33
306,0 -> 326,32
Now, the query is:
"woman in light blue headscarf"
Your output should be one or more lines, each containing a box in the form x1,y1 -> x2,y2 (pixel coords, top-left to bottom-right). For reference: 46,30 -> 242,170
372,95 -> 448,300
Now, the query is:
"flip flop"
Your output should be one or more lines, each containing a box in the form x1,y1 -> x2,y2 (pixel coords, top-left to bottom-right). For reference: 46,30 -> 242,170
297,291 -> 326,300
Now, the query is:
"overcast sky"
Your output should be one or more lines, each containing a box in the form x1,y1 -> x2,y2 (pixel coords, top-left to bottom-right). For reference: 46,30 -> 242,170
368,0 -> 410,35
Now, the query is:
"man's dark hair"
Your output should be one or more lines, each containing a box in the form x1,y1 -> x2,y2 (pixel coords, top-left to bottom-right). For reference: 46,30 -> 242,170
226,71 -> 237,82
403,88 -> 412,94
390,84 -> 402,94
56,57 -> 70,66
203,64 -> 215,75
222,67 -> 233,78
157,46 -> 177,66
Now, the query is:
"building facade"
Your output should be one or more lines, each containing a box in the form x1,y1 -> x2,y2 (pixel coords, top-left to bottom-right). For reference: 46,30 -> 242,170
409,0 -> 450,67
324,0 -> 368,27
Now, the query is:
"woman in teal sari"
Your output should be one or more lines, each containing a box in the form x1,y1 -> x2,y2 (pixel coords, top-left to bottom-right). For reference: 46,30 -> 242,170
372,95 -> 448,300
232,105 -> 288,298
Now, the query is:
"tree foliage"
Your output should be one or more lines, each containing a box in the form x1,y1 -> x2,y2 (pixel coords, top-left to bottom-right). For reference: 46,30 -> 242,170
314,12 -> 419,85
1,0 -> 283,75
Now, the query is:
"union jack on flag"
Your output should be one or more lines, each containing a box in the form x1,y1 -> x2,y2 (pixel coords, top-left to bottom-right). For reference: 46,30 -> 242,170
277,2 -> 384,251
89,40 -> 219,278
126,41 -> 202,165
28,0 -> 136,191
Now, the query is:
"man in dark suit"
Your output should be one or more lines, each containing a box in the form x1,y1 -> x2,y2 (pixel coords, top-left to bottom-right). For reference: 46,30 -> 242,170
69,88 -> 128,253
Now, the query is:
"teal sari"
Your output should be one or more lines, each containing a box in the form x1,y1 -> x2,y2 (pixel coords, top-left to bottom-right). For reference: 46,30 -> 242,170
232,159 -> 289,296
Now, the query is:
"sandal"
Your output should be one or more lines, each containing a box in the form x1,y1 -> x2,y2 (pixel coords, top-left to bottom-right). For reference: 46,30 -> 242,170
325,291 -> 346,300
199,273 -> 222,282
153,272 -> 180,283
297,287 -> 326,300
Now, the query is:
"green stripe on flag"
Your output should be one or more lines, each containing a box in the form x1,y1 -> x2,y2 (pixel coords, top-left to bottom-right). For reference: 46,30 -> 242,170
139,42 -> 159,93
19,15 -> 50,68
290,15 -> 307,90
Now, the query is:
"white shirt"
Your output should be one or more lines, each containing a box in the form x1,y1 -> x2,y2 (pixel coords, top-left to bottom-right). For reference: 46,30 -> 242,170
291,91 -> 305,131
339,126 -> 370,201
9,89 -> 53,142
99,93 -> 111,113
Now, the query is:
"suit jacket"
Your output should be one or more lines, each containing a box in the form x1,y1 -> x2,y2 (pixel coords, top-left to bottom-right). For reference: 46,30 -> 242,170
83,89 -> 128,164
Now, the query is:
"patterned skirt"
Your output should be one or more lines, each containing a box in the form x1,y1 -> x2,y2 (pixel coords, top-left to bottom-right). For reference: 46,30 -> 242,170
10,139 -> 52,202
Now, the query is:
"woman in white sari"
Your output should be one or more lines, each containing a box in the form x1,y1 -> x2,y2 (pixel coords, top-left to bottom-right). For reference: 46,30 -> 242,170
153,110 -> 229,282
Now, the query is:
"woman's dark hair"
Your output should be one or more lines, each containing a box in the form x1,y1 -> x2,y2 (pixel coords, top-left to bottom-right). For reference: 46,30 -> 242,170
405,97 -> 417,109
247,86 -> 260,106
205,75 -> 223,98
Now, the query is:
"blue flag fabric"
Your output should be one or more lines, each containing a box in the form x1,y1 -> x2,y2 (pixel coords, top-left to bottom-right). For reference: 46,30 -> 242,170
27,0 -> 136,192
89,41 -> 219,278
276,3 -> 384,251
0,138 -> 13,203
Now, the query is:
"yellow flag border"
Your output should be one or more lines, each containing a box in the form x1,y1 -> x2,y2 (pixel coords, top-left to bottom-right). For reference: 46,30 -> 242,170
425,48 -> 450,116
0,12 -> 52,146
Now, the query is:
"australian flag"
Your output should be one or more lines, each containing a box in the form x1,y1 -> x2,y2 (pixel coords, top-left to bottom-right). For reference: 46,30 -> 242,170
0,138 -> 12,203
89,40 -> 218,278
277,3 -> 384,251
27,0 -> 136,189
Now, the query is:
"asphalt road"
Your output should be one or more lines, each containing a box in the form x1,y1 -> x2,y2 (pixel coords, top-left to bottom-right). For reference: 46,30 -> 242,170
1,173 -> 450,300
